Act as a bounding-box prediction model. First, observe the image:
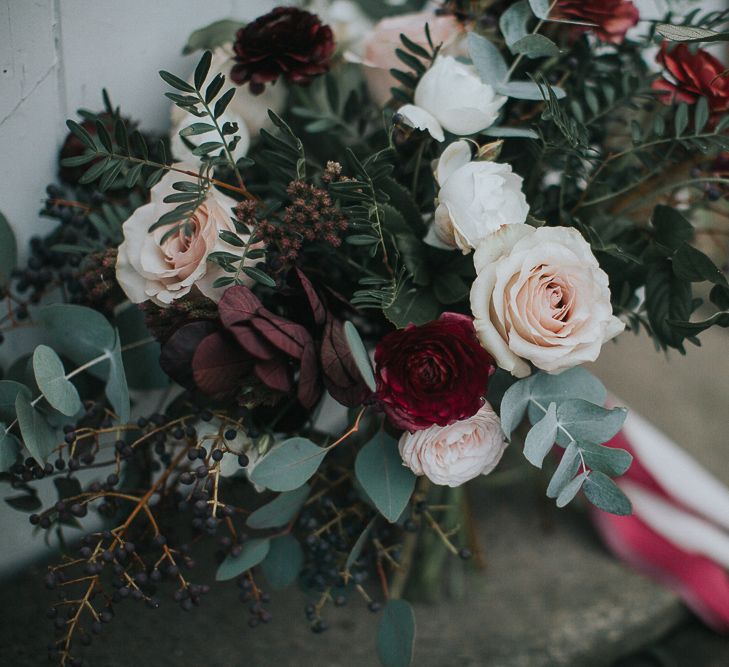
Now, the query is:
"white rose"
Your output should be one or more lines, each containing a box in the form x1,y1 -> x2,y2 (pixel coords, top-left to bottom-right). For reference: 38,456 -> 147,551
170,46 -> 287,162
357,11 -> 465,107
425,140 -> 530,252
469,224 -> 625,377
398,402 -> 507,487
397,56 -> 506,141
116,164 -> 256,306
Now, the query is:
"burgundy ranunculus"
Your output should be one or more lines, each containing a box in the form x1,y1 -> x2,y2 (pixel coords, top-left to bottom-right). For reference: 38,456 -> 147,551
231,7 -> 335,94
557,0 -> 639,44
653,44 -> 729,115
374,313 -> 496,432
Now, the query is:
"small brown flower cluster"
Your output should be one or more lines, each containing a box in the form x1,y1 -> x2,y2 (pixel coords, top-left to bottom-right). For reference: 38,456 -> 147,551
76,248 -> 125,313
237,179 -> 348,266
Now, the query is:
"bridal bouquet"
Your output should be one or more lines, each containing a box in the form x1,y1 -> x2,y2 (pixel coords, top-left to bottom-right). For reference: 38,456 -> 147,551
1,1 -> 728,665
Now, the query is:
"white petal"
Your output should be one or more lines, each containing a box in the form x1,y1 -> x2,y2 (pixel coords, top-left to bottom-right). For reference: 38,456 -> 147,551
473,223 -> 533,273
622,409 -> 729,533
397,104 -> 445,142
620,480 -> 729,570
435,140 -> 472,185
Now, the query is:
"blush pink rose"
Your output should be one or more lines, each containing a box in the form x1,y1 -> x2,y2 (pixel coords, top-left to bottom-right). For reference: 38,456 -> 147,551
398,402 -> 507,487
116,164 -> 255,306
361,11 -> 465,107
470,224 -> 624,377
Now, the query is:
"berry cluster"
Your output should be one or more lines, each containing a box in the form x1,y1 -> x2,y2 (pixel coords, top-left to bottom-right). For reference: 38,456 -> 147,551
236,179 -> 348,267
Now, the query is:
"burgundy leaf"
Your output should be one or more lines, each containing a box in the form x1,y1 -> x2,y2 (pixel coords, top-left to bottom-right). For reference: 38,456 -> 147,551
192,331 -> 252,395
297,341 -> 321,409
227,323 -> 278,360
250,315 -> 309,358
320,317 -> 372,407
254,358 -> 292,392
160,321 -> 218,387
218,285 -> 262,328
294,268 -> 326,326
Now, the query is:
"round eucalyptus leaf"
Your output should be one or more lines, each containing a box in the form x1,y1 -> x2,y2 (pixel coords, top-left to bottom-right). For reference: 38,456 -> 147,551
33,345 -> 83,417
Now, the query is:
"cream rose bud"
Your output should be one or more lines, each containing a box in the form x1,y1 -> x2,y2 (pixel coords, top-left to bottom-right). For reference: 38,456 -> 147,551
470,224 -> 625,378
116,164 -> 255,306
170,46 -> 287,157
398,402 -> 507,487
398,56 -> 506,141
425,140 -> 529,252
171,108 -> 250,164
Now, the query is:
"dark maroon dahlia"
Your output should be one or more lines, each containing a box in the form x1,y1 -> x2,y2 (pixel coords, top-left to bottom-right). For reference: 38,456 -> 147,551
231,7 -> 335,94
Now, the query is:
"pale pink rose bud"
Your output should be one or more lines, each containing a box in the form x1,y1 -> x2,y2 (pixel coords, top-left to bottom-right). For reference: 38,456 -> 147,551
398,402 -> 507,487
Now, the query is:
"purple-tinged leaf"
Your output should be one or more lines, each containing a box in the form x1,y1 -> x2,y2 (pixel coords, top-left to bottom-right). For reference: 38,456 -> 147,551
192,331 -> 252,395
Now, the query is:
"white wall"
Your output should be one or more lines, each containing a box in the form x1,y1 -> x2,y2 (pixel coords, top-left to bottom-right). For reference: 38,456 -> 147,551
0,0 -> 276,259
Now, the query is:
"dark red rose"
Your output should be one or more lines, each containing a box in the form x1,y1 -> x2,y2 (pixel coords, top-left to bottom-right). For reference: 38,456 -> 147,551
653,44 -> 729,115
231,7 -> 335,94
374,313 -> 496,432
557,0 -> 639,44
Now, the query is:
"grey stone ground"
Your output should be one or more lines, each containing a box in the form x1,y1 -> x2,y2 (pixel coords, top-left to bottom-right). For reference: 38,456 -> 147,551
0,326 -> 726,666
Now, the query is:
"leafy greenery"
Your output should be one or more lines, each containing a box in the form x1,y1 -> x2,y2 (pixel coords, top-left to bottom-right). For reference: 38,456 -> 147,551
501,368 -> 632,515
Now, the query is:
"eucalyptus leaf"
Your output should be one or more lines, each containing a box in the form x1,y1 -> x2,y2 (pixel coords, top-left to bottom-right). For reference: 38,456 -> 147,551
38,304 -> 116,380
495,81 -> 566,100
500,0 -> 531,49
523,401 -> 557,468
512,34 -> 560,58
250,437 -> 326,492
484,126 -> 539,139
216,538 -> 270,581
377,599 -> 416,667
555,400 -> 627,446
346,517 -> 376,572
0,428 -> 20,473
579,441 -> 632,477
15,393 -> 57,465
656,23 -> 729,43
32,345 -> 82,417
556,471 -> 588,508
261,535 -> 304,589
583,471 -> 632,515
527,368 -> 606,424
0,381 -> 31,422
344,321 -> 377,392
467,32 -> 508,84
246,484 -> 310,529
546,441 -> 580,498
106,333 -> 130,424
499,377 -> 533,439
355,432 -> 416,523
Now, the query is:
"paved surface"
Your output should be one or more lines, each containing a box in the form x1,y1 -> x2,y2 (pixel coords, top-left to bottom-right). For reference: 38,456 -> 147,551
0,480 -> 686,667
